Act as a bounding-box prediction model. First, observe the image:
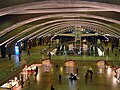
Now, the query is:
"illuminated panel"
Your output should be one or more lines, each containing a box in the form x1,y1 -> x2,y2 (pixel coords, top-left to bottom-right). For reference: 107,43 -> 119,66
15,46 -> 19,55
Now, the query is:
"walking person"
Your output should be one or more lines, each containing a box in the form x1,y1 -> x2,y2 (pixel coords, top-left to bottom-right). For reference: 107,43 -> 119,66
118,48 -> 120,57
20,79 -> 24,88
48,43 -> 51,48
107,48 -> 109,56
18,54 -> 21,61
27,77 -> 31,86
35,66 -> 38,78
27,47 -> 30,55
85,72 -> 88,83
56,64 -> 58,68
51,84 -> 55,90
48,52 -> 51,60
115,51 -> 117,58
8,53 -> 11,60
35,66 -> 38,74
89,67 -> 93,81
59,74 -> 62,83
85,69 -> 89,84
76,67 -> 79,75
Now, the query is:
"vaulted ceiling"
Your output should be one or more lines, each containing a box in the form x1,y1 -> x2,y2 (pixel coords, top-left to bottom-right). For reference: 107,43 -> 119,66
0,0 -> 120,46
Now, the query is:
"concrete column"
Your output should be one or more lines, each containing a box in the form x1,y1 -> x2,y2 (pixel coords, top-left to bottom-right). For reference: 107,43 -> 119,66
8,44 -> 15,55
0,45 -> 6,58
23,40 -> 28,50
28,40 -> 32,48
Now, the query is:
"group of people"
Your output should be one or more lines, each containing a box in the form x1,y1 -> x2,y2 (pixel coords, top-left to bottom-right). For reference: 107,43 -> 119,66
115,68 -> 120,83
69,73 -> 77,80
20,62 -> 93,89
85,68 -> 93,83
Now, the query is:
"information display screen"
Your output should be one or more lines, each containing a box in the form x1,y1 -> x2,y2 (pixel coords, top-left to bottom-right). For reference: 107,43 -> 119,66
15,46 -> 19,55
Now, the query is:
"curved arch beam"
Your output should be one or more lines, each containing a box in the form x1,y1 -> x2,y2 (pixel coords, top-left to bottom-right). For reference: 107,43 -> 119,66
1,17 -> 119,40
0,1 -> 120,16
30,20 -> 118,40
1,18 -> 120,46
36,22 -> 118,39
5,20 -> 118,47
1,13 -> 120,37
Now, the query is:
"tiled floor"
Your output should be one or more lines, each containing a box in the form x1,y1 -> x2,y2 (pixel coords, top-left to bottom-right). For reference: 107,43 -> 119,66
13,60 -> 120,90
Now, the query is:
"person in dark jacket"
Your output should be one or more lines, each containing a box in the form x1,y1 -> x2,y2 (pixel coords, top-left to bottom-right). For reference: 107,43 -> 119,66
8,53 -> 11,60
51,85 -> 55,90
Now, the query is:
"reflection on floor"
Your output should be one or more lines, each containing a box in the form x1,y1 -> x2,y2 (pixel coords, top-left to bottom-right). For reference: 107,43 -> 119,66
1,60 -> 120,90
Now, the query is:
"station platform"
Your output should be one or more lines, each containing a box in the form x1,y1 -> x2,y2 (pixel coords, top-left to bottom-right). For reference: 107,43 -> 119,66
0,46 -> 120,90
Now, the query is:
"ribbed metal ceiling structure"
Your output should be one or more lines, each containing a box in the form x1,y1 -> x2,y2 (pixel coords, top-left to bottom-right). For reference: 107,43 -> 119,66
0,0 -> 120,46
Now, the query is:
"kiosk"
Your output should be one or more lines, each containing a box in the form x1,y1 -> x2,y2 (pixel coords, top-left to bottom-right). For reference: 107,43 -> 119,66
41,59 -> 52,72
65,60 -> 76,74
1,77 -> 20,90
97,60 -> 105,74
